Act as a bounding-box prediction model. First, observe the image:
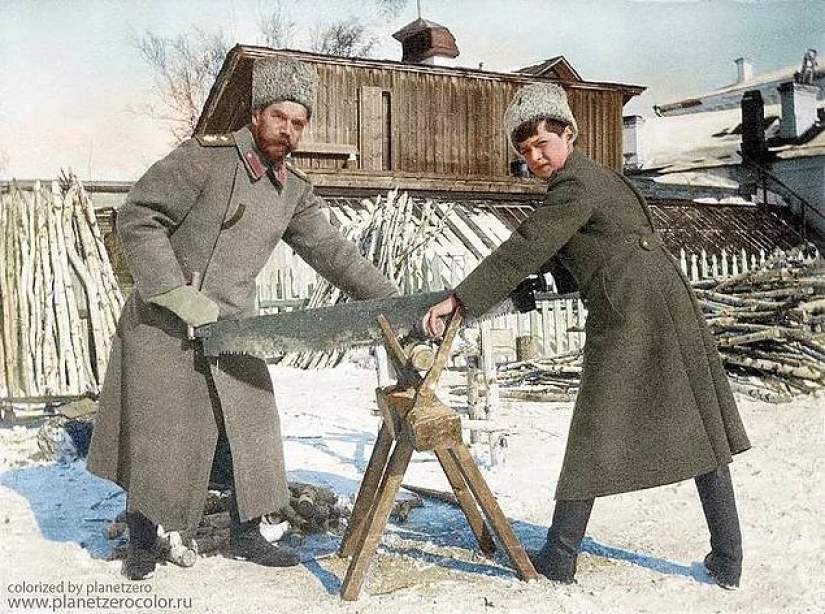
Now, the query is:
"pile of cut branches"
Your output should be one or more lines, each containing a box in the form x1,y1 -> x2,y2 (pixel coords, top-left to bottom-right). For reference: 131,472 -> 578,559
697,247 -> 824,402
496,350 -> 581,403
280,189 -> 450,368
0,175 -> 123,411
497,247 -> 823,404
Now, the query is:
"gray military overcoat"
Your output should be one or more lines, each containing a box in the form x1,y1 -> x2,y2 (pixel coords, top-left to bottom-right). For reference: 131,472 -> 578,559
86,126 -> 397,531
456,149 -> 751,500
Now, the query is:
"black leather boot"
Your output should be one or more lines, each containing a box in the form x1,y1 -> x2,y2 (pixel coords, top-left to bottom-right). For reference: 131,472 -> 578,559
528,499 -> 594,583
227,490 -> 300,568
695,465 -> 743,589
122,511 -> 159,581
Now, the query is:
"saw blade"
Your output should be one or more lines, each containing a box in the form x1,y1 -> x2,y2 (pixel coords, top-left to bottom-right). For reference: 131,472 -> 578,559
196,290 -> 452,361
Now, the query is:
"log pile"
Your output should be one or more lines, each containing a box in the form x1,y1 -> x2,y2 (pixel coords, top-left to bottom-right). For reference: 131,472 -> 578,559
103,481 -> 424,566
496,350 -> 582,403
698,247 -> 824,402
0,175 -> 123,411
267,481 -> 352,535
496,248 -> 824,403
184,481 -> 353,551
103,482 -> 352,564
280,190 -> 450,368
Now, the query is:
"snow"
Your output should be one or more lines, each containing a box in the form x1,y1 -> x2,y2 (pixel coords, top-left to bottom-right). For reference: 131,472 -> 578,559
1,363 -> 823,613
635,107 -> 749,171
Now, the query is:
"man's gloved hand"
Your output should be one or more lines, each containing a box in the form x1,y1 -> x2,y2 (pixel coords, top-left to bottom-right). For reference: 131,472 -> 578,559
147,285 -> 220,328
509,275 -> 547,313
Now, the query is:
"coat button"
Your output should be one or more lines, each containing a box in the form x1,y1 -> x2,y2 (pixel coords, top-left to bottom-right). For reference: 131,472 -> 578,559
639,237 -> 652,250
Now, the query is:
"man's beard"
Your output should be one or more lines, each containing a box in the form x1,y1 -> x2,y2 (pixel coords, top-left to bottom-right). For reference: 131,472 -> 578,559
260,137 -> 292,164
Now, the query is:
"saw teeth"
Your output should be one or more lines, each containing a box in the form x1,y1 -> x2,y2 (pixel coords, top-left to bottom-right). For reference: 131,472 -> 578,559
197,290 -> 453,359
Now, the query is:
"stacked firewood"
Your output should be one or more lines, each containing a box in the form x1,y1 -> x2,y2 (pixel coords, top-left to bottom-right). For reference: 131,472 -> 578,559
496,247 -> 823,403
496,350 -> 582,402
267,481 -> 351,535
280,190 -> 450,368
168,482 -> 352,561
103,481 -> 351,565
0,175 -> 123,407
698,247 -> 824,402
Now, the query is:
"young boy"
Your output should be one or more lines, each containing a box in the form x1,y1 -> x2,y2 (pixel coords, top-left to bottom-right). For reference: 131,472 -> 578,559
421,82 -> 750,589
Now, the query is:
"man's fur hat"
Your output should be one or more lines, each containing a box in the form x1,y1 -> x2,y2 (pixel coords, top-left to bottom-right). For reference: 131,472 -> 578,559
252,55 -> 319,117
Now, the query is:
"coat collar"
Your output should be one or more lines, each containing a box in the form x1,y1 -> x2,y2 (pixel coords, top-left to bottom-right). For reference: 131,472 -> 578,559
562,148 -> 586,173
232,126 -> 287,188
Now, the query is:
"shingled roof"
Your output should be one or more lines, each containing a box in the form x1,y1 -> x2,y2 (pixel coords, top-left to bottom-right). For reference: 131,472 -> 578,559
647,198 -> 802,253
516,56 -> 582,82
321,192 -> 802,257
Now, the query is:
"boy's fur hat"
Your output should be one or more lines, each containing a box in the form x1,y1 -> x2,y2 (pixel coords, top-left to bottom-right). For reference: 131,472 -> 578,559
504,82 -> 578,148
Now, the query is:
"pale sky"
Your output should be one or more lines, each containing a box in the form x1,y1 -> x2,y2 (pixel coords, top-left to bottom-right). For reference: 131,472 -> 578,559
1,0 -> 823,181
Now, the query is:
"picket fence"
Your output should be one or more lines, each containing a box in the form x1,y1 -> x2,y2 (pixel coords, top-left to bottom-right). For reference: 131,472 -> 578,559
255,246 -> 804,359
468,248 -> 788,359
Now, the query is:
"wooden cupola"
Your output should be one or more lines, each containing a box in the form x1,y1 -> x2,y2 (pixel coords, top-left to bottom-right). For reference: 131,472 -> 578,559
392,17 -> 459,65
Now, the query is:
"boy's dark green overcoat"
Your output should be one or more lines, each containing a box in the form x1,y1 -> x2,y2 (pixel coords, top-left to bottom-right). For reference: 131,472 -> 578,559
86,126 -> 396,531
456,150 -> 750,500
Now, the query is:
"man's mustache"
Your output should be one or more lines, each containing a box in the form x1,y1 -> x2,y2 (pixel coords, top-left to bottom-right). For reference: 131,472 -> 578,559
266,138 -> 293,152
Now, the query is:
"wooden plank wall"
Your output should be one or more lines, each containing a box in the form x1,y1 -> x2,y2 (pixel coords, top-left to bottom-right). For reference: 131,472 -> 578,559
567,88 -> 625,171
359,86 -> 385,171
297,62 -> 626,175
198,53 -> 628,176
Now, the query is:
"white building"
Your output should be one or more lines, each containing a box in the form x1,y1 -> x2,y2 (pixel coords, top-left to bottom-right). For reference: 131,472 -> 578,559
625,51 -> 825,249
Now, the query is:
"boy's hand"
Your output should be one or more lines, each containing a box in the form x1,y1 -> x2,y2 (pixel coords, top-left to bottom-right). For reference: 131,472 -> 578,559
421,294 -> 459,338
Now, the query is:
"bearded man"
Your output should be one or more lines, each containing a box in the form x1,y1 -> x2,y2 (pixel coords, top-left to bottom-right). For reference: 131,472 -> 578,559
87,55 -> 397,580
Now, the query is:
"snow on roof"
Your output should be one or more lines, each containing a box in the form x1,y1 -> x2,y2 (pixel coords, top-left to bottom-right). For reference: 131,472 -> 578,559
516,56 -> 583,82
651,172 -> 741,189
635,99 -> 825,171
635,107 -> 754,172
657,64 -> 799,110
773,125 -> 825,160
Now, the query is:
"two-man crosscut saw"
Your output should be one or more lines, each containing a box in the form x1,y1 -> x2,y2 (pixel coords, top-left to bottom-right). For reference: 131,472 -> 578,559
194,290 -> 452,361
194,281 -> 562,362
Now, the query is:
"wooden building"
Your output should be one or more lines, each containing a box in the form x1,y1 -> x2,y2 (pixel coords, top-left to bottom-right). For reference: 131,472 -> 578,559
190,40 -> 805,324
195,44 -> 644,194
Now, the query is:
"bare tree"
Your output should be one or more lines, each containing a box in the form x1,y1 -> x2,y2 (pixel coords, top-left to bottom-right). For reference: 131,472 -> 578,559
376,0 -> 410,19
134,28 -> 229,142
257,0 -> 297,48
308,1 -> 411,57
133,1 -> 411,140
311,17 -> 377,58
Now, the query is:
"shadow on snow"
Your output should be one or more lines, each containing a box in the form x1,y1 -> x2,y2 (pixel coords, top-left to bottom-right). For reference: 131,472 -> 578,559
1,460 -> 125,558
1,461 -> 714,589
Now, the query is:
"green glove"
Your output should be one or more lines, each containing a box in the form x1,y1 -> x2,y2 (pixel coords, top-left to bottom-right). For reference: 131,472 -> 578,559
148,285 -> 220,328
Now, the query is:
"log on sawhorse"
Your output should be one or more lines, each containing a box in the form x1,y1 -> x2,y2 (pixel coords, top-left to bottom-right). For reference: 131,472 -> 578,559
337,307 -> 538,600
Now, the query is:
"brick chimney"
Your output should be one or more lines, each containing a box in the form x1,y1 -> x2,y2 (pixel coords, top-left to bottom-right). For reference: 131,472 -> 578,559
392,18 -> 459,65
741,90 -> 768,161
734,57 -> 753,84
777,81 -> 819,139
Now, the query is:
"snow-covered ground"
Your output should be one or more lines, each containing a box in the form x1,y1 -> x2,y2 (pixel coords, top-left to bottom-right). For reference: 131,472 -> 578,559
1,363 -> 822,613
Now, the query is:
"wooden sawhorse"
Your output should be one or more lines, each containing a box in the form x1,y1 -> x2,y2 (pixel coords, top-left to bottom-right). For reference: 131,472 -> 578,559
337,307 -> 538,600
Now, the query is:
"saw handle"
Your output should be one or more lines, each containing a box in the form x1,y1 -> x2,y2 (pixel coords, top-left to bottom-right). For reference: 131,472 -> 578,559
187,271 -> 202,341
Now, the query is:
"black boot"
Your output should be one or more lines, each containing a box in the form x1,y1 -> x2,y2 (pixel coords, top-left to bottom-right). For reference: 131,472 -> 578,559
227,491 -> 300,568
122,511 -> 159,581
695,465 -> 743,589
528,499 -> 594,584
